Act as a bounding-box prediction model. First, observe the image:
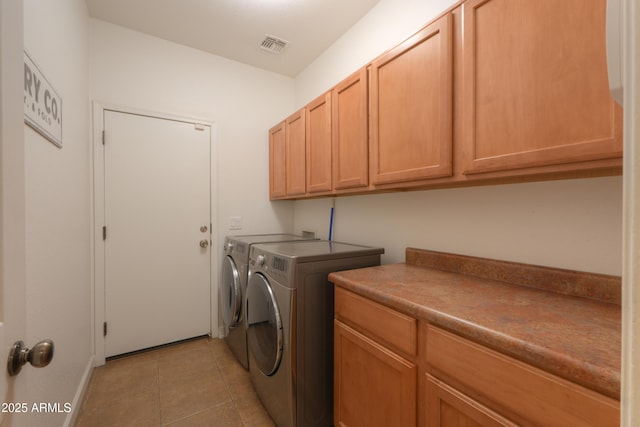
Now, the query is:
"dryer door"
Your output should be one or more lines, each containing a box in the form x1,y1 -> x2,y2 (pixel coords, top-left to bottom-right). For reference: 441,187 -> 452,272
221,255 -> 242,328
246,272 -> 283,376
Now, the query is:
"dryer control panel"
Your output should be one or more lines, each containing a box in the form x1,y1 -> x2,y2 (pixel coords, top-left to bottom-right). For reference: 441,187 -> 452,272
249,247 -> 290,285
271,256 -> 288,273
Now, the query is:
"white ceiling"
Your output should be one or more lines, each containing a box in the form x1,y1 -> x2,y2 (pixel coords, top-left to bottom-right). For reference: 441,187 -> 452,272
85,0 -> 381,77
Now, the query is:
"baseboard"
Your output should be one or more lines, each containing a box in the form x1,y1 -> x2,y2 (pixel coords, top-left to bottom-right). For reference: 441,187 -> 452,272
63,355 -> 94,427
218,326 -> 225,338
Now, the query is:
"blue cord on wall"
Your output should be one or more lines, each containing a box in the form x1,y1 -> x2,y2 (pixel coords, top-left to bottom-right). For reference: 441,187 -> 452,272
328,204 -> 335,241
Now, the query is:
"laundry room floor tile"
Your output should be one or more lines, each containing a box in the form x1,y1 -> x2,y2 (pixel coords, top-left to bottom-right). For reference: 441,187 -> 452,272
74,337 -> 275,427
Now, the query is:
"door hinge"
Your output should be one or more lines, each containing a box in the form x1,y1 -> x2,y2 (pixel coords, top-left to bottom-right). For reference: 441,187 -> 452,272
103,321 -> 108,336
102,130 -> 106,145
102,226 -> 107,241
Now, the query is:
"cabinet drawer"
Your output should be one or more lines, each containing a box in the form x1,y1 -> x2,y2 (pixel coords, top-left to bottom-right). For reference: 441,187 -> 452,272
426,326 -> 619,427
335,287 -> 417,357
426,374 -> 517,427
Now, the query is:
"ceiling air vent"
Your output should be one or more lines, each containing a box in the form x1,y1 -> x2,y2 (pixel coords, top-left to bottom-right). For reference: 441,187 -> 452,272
260,35 -> 289,54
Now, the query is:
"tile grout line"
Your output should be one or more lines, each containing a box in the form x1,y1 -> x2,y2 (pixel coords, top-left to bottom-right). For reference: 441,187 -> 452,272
209,340 -> 248,426
207,338 -> 250,426
162,339 -> 238,426
156,359 -> 162,427
75,338 -> 273,426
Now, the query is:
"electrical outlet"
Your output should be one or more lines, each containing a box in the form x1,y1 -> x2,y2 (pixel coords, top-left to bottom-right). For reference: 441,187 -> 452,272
229,216 -> 242,230
301,230 -> 317,238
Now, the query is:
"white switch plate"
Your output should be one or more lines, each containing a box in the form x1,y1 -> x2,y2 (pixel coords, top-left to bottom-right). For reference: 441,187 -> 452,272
229,216 -> 242,230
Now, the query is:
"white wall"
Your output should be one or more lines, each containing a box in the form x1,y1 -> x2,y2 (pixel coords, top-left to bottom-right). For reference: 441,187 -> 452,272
89,19 -> 296,239
295,0 -> 457,107
292,0 -> 623,276
89,20 -> 298,338
294,178 -> 623,275
23,0 -> 93,425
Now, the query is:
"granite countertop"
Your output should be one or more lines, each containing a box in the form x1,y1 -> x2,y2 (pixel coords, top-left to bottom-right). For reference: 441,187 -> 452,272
328,248 -> 621,400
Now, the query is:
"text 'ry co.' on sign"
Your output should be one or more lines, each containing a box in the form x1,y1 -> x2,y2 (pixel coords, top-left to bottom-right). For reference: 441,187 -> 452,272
24,51 -> 62,147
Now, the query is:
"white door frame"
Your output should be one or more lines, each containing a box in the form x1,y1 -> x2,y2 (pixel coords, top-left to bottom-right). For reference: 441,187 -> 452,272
621,0 -> 640,424
91,102 -> 219,366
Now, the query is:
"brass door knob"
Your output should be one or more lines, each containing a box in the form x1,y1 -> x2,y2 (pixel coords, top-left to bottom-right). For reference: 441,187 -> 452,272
200,239 -> 209,248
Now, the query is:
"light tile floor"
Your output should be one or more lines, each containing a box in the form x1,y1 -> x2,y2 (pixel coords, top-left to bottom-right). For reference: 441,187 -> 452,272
75,337 -> 275,427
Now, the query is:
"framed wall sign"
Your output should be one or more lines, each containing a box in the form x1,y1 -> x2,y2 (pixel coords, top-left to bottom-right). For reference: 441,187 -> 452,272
24,50 -> 62,147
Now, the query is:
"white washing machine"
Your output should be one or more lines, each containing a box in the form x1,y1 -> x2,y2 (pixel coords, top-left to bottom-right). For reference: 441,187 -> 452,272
246,240 -> 384,427
221,234 -> 315,369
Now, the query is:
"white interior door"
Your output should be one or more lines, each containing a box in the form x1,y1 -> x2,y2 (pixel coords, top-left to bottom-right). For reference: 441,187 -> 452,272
104,110 -> 211,357
1,0 -> 28,425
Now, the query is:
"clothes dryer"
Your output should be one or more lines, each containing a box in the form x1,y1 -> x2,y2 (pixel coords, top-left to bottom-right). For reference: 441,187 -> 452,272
246,240 -> 384,427
221,234 -> 315,369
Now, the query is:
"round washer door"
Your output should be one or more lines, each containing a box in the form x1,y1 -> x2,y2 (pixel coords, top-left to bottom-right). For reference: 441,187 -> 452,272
246,272 -> 283,376
221,256 -> 242,328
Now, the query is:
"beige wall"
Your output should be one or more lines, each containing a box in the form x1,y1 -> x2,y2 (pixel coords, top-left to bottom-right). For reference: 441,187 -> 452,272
291,0 -> 623,276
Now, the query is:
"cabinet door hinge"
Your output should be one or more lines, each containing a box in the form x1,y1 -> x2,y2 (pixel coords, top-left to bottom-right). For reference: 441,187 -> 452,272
102,130 -> 106,145
102,226 -> 107,241
103,321 -> 108,336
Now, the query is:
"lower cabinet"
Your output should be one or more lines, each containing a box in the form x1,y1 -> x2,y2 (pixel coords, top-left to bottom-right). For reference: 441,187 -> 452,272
334,287 -> 418,427
425,326 -> 620,427
334,321 -> 417,427
334,288 -> 620,427
426,375 -> 516,427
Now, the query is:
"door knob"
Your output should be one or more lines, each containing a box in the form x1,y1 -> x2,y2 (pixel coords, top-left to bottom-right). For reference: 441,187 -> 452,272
200,225 -> 208,233
200,239 -> 209,248
7,339 -> 54,376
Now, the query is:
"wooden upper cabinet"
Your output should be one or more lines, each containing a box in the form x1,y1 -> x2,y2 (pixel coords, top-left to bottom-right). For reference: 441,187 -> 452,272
306,93 -> 332,194
369,13 -> 453,186
285,109 -> 306,196
269,121 -> 286,199
462,0 -> 623,175
332,68 -> 369,190
269,0 -> 623,200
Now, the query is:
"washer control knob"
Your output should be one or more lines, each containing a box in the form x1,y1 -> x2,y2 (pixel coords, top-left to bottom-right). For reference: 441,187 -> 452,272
256,255 -> 266,267
225,242 -> 234,252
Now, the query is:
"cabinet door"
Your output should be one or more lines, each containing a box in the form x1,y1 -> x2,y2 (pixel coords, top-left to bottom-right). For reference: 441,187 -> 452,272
369,14 -> 453,185
426,375 -> 517,427
333,68 -> 369,190
269,121 -> 286,199
335,320 -> 417,427
286,109 -> 306,196
426,326 -> 619,427
306,92 -> 332,193
462,0 -> 622,175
